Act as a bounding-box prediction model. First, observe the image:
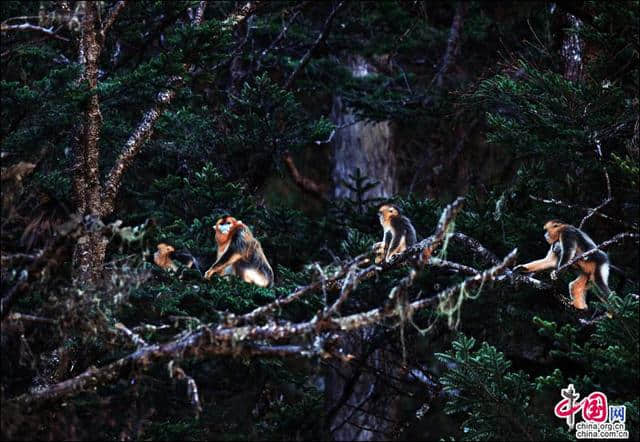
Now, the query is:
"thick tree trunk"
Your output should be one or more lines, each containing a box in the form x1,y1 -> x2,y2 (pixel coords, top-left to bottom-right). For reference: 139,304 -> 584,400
331,56 -> 397,201
327,56 -> 401,439
70,1 -> 208,283
72,2 -> 106,283
71,230 -> 109,284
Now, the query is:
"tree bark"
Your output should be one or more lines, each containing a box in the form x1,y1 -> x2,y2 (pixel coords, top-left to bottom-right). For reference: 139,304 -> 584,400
70,1 -> 209,283
71,1 -> 105,283
331,56 -> 397,201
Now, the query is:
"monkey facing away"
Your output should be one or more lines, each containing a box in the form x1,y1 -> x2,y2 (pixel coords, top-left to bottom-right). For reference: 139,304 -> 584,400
203,216 -> 274,288
373,204 -> 417,264
514,220 -> 611,310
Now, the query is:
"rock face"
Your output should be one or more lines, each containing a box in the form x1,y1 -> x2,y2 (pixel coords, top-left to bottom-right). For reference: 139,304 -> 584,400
331,55 -> 397,201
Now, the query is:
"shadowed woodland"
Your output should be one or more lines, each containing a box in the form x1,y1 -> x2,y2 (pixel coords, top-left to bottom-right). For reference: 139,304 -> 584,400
1,1 -> 639,440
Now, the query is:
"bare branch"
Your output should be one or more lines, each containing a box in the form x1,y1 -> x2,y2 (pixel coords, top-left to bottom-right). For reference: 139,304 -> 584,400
6,313 -> 57,325
237,253 -> 369,325
0,23 -> 70,41
283,1 -> 346,90
450,232 -> 499,264
100,0 -> 127,39
115,322 -> 147,347
430,2 -> 467,89
529,195 -> 637,229
283,151 -> 328,200
100,2 -> 209,216
579,197 -> 613,229
429,258 -> 478,275
449,232 -> 550,289
255,5 -> 306,71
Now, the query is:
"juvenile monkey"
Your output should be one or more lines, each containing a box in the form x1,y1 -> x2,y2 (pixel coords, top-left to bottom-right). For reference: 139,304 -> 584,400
514,220 -> 611,310
154,243 -> 201,275
373,204 -> 417,264
203,216 -> 274,288
154,243 -> 178,272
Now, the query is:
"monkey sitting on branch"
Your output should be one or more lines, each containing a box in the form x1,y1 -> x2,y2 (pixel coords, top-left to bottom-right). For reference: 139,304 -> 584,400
373,204 -> 417,264
203,216 -> 274,288
514,220 -> 612,310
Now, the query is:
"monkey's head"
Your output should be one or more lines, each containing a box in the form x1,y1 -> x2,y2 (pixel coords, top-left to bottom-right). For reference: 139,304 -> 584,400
214,216 -> 243,243
543,219 -> 567,244
378,204 -> 400,226
156,243 -> 175,256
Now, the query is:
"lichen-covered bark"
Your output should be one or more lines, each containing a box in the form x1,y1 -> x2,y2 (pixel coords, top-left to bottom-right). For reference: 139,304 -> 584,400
71,2 -> 104,283
72,1 -> 208,282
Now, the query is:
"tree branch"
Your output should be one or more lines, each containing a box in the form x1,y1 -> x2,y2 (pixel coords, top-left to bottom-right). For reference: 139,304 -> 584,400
283,1 -> 345,90
100,1 -> 208,216
431,2 -> 467,88
100,0 -> 127,39
0,23 -> 70,41
283,151 -> 328,200
529,194 -> 636,229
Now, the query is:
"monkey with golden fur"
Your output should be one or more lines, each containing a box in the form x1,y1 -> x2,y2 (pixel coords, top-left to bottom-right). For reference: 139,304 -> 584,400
514,220 -> 611,310
373,204 -> 417,264
154,243 -> 201,276
154,243 -> 178,272
203,216 -> 274,288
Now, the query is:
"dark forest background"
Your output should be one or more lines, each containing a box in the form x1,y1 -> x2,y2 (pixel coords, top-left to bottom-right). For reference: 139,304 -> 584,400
1,1 -> 638,440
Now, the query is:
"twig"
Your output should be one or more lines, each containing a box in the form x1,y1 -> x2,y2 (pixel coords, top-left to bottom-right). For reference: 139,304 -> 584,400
579,197 -> 612,229
529,195 -> 636,229
449,232 -> 551,289
255,4 -> 306,72
6,313 -> 57,325
238,253 -> 369,325
430,2 -> 467,89
100,0 -> 127,39
283,1 -> 346,90
115,322 -> 147,347
132,323 -> 171,333
429,258 -> 478,275
0,23 -> 70,41
283,151 -> 328,200
325,264 -> 376,317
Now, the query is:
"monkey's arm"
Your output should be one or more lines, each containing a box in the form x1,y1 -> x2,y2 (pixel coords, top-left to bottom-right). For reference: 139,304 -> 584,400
204,230 -> 248,280
204,252 -> 243,279
373,231 -> 393,263
514,246 -> 558,273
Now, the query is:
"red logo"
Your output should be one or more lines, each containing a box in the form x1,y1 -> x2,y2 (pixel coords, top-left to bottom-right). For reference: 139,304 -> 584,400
554,384 -> 608,429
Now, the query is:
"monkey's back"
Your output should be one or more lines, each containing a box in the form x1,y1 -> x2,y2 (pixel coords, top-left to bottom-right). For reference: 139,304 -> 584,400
565,226 -> 608,266
399,215 -> 417,246
236,226 -> 274,284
